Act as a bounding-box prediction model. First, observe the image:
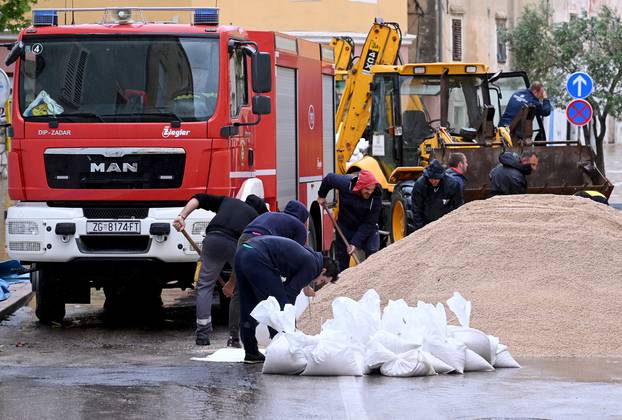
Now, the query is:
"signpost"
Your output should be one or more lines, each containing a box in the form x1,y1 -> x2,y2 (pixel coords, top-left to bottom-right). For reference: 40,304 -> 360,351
566,72 -> 593,99
566,72 -> 593,127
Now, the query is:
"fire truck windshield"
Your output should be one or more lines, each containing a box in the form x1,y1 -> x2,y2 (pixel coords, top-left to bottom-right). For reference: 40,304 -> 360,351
19,35 -> 219,122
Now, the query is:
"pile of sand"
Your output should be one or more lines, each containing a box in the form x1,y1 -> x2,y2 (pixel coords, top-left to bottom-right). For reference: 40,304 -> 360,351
299,195 -> 622,357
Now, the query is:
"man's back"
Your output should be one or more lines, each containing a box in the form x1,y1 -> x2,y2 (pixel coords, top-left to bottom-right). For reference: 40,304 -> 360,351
499,88 -> 552,127
489,153 -> 529,196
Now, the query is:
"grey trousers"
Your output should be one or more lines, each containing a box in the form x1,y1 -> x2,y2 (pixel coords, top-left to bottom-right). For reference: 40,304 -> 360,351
196,232 -> 237,339
228,232 -> 256,339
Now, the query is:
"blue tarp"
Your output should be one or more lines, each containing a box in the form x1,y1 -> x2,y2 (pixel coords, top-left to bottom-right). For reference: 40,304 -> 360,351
0,260 -> 31,302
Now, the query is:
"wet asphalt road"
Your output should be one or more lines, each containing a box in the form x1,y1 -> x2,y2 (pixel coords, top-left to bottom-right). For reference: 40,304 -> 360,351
1,290 -> 622,419
1,147 -> 622,418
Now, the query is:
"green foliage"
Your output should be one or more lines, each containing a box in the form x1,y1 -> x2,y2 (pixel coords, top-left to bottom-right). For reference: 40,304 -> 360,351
507,2 -> 622,171
0,0 -> 36,33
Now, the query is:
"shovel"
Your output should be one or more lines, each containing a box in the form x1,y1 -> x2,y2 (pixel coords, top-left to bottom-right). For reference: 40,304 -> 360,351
181,228 -> 226,287
321,203 -> 361,265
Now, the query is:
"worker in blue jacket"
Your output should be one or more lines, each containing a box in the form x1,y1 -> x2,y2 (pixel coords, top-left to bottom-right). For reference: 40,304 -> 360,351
317,170 -> 382,272
499,82 -> 552,127
235,236 -> 339,363
223,200 -> 310,348
240,199 -> 309,246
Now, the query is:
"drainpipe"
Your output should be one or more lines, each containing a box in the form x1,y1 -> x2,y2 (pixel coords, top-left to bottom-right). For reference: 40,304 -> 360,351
437,0 -> 443,61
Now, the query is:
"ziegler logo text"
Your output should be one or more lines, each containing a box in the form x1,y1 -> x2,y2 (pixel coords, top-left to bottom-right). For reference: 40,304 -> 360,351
162,126 -> 191,138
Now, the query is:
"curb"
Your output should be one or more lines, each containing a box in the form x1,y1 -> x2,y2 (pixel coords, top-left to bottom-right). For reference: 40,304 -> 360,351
0,282 -> 34,319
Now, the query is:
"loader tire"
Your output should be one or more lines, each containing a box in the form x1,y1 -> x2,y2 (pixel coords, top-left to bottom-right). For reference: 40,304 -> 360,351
389,182 -> 415,243
33,264 -> 66,324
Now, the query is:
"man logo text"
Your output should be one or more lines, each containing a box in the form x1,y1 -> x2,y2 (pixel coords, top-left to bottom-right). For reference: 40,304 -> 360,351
90,163 -> 138,173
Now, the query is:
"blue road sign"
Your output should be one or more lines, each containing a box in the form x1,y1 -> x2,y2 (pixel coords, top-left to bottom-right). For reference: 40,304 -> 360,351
566,99 -> 592,126
566,72 -> 593,99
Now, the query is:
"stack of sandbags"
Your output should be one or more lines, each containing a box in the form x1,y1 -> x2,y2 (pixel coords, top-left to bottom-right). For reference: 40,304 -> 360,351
252,290 -> 518,377
297,195 -> 622,358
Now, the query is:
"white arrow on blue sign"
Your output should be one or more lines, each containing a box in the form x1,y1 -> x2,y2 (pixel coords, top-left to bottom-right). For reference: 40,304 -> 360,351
566,72 -> 593,99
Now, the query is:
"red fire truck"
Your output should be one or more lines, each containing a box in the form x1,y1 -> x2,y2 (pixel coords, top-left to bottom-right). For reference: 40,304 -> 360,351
3,7 -> 336,322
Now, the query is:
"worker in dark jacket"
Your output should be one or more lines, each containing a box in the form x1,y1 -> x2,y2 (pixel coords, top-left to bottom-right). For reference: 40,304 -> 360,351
317,170 -> 382,272
172,193 -> 268,346
235,236 -> 339,363
223,200 -> 310,348
489,151 -> 539,196
241,199 -> 309,246
412,160 -> 463,231
499,82 -> 552,127
445,152 -> 468,193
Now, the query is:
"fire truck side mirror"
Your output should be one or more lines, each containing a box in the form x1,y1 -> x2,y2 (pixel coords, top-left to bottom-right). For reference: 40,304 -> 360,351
251,52 -> 272,93
252,96 -> 271,115
5,41 -> 24,67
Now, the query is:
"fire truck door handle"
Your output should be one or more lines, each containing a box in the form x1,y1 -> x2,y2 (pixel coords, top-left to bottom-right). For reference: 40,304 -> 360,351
248,149 -> 254,167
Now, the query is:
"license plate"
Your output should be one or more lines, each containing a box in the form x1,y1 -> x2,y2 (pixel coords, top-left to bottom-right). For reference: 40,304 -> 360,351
86,220 -> 141,234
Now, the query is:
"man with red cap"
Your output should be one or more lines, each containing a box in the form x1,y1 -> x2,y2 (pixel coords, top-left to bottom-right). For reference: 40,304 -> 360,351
317,170 -> 382,272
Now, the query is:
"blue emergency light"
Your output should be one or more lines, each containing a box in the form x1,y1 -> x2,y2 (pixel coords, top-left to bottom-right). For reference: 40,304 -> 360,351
194,8 -> 219,26
32,10 -> 59,26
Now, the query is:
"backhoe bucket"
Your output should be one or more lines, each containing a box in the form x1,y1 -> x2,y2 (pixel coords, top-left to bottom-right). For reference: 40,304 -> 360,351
435,144 -> 613,201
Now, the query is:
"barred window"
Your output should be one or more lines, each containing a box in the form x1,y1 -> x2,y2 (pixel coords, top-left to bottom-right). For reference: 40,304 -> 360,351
452,18 -> 463,62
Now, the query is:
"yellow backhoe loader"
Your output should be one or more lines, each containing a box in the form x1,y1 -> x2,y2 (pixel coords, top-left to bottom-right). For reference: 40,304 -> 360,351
335,22 -> 613,245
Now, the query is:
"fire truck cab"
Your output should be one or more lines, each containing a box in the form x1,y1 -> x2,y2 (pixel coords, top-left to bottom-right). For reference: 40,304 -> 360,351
4,7 -> 335,322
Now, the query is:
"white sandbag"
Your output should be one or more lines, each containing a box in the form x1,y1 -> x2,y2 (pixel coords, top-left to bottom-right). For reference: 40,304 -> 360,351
449,326 -> 493,363
294,291 -> 311,320
251,296 -> 296,333
262,332 -> 308,375
358,289 -> 382,324
301,336 -> 365,376
422,337 -> 466,374
381,299 -> 410,334
420,351 -> 455,374
487,334 -> 500,366
255,324 -> 271,348
323,293 -> 379,345
446,292 -> 471,327
494,343 -> 521,368
379,349 -> 436,377
369,330 -> 420,355
365,340 -> 396,371
414,301 -> 448,338
464,349 -> 495,372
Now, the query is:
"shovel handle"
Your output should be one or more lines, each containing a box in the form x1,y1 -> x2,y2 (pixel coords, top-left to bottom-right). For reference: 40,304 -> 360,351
181,228 -> 202,254
321,203 -> 361,265
181,228 -> 226,287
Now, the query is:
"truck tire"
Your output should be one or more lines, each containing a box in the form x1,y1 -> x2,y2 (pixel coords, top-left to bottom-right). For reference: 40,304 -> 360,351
307,216 -> 318,251
389,182 -> 415,243
33,264 -> 66,324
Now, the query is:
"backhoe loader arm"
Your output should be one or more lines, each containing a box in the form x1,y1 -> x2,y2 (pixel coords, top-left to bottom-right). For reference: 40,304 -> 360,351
330,36 -> 355,75
335,18 -> 402,174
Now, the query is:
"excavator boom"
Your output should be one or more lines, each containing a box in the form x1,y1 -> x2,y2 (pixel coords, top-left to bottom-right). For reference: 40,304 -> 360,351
335,19 -> 402,174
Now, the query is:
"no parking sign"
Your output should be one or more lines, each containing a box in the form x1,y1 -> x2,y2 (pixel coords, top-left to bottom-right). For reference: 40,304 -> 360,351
566,99 -> 592,126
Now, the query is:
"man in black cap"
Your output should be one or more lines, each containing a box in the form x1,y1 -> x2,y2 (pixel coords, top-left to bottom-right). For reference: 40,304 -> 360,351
172,193 -> 268,346
411,159 -> 463,231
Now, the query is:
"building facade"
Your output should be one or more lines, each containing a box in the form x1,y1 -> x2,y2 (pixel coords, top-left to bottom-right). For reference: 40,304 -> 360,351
27,0 -> 413,59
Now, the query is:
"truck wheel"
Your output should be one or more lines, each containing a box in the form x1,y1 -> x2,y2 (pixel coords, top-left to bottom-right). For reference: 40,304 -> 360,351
33,264 -> 66,324
389,184 -> 414,243
307,216 -> 318,251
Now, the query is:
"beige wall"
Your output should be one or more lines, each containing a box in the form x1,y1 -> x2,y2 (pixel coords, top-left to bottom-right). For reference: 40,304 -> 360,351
437,0 -> 534,71
29,0 -> 407,32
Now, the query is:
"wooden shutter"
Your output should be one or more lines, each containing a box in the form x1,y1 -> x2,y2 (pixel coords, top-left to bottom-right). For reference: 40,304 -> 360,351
452,18 -> 463,61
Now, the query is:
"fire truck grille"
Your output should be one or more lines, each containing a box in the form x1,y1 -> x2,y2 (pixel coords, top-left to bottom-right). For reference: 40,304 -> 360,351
77,235 -> 151,253
83,208 -> 149,219
44,149 -> 185,189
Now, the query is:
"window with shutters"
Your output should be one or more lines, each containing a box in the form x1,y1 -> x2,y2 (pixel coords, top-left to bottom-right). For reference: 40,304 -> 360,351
452,18 -> 463,62
496,20 -> 507,63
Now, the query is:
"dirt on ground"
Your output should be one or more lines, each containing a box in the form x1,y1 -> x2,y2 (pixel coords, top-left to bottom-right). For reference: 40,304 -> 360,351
298,195 -> 622,357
